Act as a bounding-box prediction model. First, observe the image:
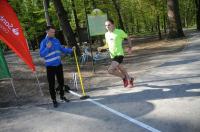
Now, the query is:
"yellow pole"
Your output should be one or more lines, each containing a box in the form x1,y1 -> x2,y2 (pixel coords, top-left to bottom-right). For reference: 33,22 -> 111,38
73,49 -> 86,96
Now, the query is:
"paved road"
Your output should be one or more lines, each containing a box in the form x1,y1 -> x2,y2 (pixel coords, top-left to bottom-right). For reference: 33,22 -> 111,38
0,31 -> 200,132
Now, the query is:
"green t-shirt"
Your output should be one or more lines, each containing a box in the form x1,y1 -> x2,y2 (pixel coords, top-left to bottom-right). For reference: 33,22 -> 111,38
105,29 -> 127,58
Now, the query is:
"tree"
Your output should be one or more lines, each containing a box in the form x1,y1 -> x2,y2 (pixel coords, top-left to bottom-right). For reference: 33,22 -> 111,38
157,15 -> 162,39
9,0 -> 197,42
167,0 -> 185,38
71,0 -> 81,44
9,0 -> 46,46
91,0 -> 97,9
111,0 -> 124,30
52,0 -> 80,54
195,0 -> 200,30
43,0 -> 51,26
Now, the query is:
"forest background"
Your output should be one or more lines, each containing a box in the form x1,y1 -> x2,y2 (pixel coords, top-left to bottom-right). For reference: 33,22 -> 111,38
0,0 -> 200,51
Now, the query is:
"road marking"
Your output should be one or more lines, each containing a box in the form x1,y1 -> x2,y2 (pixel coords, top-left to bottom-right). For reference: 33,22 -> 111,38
70,91 -> 161,132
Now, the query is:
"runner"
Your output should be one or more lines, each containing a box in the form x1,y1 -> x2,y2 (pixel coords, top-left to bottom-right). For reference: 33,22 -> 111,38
98,19 -> 134,88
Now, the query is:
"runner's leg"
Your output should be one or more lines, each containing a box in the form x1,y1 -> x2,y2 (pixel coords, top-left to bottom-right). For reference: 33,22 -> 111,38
118,64 -> 131,80
108,61 -> 125,79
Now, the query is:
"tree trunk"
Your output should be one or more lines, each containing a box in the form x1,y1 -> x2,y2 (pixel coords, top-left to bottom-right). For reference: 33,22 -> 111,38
52,0 -> 80,54
136,19 -> 140,33
111,0 -> 124,30
157,15 -> 162,40
195,0 -> 200,30
130,12 -> 134,33
162,1 -> 167,34
43,0 -> 51,26
151,24 -> 154,32
91,0 -> 97,9
167,0 -> 185,38
163,14 -> 167,34
71,0 -> 81,44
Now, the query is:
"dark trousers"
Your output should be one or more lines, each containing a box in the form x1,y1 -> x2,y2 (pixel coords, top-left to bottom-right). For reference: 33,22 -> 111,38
46,64 -> 64,101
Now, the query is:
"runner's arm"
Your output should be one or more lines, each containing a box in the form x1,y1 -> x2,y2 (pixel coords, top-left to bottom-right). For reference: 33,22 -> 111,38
127,36 -> 132,48
126,36 -> 133,54
97,43 -> 108,52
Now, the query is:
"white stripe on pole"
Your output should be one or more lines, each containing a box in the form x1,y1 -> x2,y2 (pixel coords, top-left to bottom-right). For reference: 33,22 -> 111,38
75,73 -> 78,90
73,72 -> 78,90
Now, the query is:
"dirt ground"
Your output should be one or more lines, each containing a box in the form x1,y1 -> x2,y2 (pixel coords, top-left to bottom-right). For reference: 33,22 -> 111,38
0,35 -> 188,108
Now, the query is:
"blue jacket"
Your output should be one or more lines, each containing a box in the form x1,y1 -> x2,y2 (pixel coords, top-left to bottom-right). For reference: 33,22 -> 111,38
40,36 -> 73,66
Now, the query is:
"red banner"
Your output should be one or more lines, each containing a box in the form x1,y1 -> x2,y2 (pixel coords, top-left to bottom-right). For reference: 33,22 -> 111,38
0,0 -> 35,71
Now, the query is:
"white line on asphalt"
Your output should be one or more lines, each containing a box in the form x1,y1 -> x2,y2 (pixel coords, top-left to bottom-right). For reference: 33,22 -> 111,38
69,90 -> 161,132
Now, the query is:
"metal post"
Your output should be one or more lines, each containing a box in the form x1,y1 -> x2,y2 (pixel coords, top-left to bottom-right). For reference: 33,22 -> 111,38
73,72 -> 78,90
10,78 -> 17,97
34,72 -> 44,96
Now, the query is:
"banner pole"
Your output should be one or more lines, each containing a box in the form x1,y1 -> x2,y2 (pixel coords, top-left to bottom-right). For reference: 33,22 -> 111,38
10,78 -> 17,97
34,72 -> 44,96
26,39 -> 30,50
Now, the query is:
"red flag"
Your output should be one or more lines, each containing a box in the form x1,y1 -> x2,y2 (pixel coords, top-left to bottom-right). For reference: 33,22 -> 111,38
0,0 -> 35,71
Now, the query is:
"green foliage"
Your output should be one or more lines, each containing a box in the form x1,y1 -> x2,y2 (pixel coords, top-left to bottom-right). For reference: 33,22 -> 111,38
9,0 -> 46,42
179,0 -> 196,27
7,0 -> 197,42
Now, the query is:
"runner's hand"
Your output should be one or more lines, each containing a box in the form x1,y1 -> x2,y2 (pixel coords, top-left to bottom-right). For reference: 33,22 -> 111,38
127,47 -> 132,54
72,46 -> 76,51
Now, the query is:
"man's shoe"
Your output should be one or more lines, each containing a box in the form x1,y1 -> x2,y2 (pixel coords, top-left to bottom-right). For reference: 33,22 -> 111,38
123,78 -> 128,87
126,78 -> 134,88
126,84 -> 133,88
60,96 -> 70,102
53,100 -> 58,108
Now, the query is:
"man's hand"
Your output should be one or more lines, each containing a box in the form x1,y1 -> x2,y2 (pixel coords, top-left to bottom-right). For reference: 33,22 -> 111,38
72,46 -> 76,51
46,41 -> 52,48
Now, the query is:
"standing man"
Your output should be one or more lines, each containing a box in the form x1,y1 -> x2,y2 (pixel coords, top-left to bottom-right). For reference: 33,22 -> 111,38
98,19 -> 134,88
40,26 -> 74,107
